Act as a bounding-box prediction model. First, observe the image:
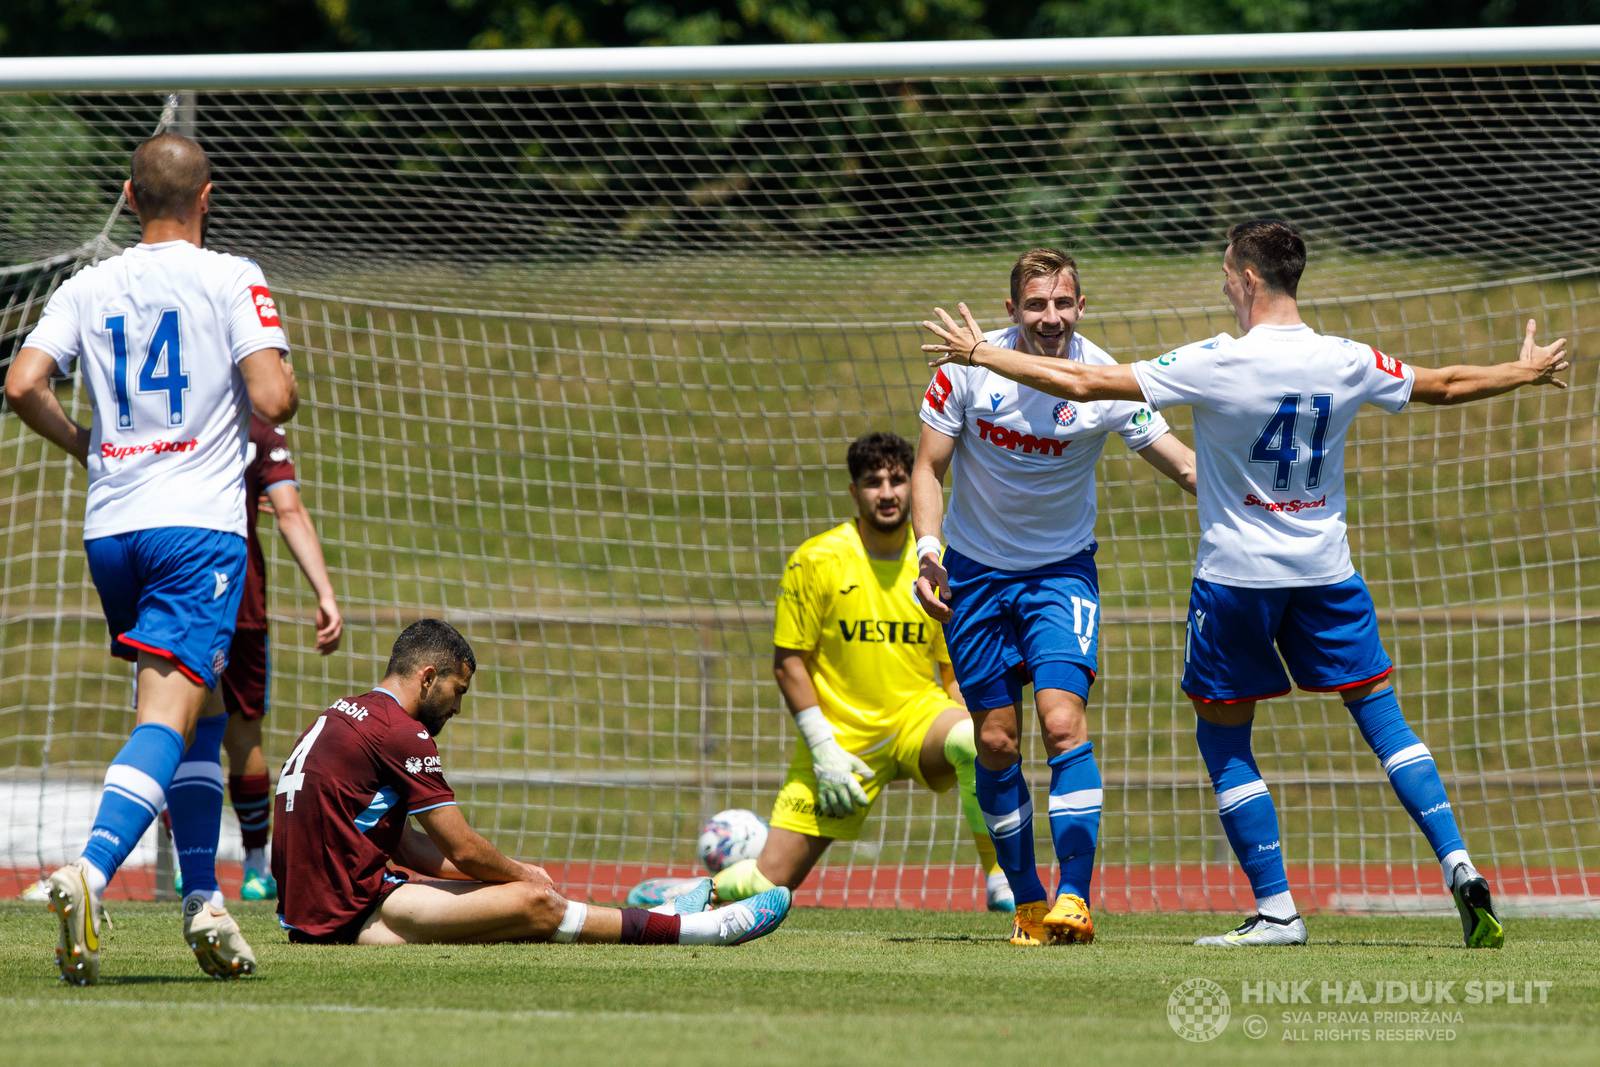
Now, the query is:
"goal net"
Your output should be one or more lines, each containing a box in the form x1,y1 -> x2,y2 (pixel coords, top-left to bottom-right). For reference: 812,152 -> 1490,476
3,35 -> 1597,913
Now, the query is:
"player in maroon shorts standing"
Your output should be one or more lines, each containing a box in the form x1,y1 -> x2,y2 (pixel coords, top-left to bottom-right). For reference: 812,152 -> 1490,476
221,413 -> 342,900
271,619 -> 792,947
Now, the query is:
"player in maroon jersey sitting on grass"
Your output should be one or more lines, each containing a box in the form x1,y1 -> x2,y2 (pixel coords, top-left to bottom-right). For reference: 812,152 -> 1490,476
272,619 -> 791,947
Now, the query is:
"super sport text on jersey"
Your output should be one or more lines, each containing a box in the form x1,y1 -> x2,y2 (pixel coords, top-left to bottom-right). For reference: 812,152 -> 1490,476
1131,326 -> 1413,588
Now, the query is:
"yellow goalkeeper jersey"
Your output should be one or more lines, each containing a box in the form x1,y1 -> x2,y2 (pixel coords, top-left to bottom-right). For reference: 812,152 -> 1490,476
773,521 -> 951,737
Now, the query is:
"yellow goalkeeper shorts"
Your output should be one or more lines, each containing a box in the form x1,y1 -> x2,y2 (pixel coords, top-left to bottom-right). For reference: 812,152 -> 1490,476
769,687 -> 959,841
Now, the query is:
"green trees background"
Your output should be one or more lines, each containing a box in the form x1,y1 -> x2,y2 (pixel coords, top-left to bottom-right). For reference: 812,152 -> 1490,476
0,0 -> 1594,55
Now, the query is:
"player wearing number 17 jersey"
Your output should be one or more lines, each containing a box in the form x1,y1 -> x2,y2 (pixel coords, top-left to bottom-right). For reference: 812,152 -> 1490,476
921,218 -> 1572,949
912,249 -> 1198,947
5,132 -> 297,984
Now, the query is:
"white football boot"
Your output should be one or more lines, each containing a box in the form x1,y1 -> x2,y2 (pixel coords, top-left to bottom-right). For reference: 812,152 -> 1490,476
183,893 -> 258,979
46,859 -> 105,985
1194,913 -> 1308,947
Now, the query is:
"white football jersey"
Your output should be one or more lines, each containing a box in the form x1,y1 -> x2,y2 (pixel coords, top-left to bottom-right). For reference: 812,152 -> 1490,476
920,326 -> 1169,570
1131,323 -> 1413,588
23,240 -> 290,539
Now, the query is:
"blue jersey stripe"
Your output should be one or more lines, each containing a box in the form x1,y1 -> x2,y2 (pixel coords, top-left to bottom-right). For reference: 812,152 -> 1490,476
353,786 -> 399,832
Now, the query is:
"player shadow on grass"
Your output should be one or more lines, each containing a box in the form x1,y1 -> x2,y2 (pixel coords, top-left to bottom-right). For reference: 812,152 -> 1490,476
1300,936 -> 1444,949
883,933 -> 996,944
87,973 -> 233,986
1172,928 -> 1443,949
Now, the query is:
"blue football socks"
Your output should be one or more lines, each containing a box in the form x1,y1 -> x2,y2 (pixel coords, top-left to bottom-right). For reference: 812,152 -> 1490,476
1195,717 -> 1295,918
1046,742 -> 1102,901
168,713 -> 228,902
1346,688 -> 1470,884
81,722 -> 186,890
973,759 -> 1047,906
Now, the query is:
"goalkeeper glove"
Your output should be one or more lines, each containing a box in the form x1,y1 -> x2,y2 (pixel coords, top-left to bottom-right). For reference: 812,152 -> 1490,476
793,705 -> 873,818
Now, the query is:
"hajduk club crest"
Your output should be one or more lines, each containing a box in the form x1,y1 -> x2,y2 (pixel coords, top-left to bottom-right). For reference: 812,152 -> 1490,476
1053,401 -> 1077,427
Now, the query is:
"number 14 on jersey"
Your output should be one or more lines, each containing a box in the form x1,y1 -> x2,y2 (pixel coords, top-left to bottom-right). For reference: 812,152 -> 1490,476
104,308 -> 188,430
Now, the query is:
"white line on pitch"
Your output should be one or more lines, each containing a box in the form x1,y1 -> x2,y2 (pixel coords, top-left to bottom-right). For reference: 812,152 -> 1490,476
5,996 -> 707,1023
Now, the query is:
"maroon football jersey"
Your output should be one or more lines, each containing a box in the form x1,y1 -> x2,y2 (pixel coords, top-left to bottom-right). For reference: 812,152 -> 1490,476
235,415 -> 298,631
271,688 -> 455,938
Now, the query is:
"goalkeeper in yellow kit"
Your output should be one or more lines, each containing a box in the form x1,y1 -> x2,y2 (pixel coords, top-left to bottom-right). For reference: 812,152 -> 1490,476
710,432 -> 1011,910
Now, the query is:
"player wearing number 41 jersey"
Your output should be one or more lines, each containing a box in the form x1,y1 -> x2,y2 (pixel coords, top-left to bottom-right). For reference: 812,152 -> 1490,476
273,620 -> 791,949
6,132 -> 297,984
922,218 -> 1572,950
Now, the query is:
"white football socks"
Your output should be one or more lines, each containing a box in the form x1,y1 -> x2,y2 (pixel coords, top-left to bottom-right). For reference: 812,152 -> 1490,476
1256,890 -> 1297,921
1442,850 -> 1475,889
678,908 -> 741,946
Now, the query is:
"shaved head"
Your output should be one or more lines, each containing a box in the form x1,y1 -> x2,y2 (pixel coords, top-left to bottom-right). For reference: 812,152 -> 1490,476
129,133 -> 211,222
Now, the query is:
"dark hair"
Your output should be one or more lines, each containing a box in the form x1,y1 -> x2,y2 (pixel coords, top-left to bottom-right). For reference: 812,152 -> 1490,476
1009,247 -> 1081,305
1226,219 -> 1306,297
846,431 -> 914,482
130,132 -> 211,221
385,619 -> 477,679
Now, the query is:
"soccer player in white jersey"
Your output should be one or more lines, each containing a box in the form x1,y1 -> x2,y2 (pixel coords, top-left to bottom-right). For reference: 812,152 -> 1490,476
912,249 -> 1197,946
5,132 -> 298,983
921,219 -> 1571,949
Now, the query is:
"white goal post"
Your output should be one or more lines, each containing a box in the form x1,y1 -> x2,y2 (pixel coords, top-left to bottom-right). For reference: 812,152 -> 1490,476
1,28 -> 1596,913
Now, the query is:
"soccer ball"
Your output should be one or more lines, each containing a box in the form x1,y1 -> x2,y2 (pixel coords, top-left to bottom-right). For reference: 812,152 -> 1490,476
695,808 -> 768,873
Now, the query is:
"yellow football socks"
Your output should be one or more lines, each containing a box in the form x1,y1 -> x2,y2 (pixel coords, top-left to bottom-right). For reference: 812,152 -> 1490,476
943,717 -> 999,872
712,858 -> 777,902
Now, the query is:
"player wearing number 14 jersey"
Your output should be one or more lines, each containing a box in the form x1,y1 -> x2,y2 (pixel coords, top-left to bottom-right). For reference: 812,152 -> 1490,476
921,219 -> 1572,949
6,132 -> 297,983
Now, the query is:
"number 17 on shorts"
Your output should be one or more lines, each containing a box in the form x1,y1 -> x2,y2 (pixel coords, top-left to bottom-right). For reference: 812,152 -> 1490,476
1070,595 -> 1098,656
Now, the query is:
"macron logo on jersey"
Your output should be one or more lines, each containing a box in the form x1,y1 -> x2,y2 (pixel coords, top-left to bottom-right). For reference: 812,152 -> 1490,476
212,572 -> 229,599
1374,347 -> 1404,378
250,285 -> 280,328
924,368 -> 953,413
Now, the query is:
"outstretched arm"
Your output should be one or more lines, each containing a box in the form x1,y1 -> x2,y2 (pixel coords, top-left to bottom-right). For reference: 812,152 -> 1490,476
1410,319 -> 1570,405
1136,434 -> 1198,496
922,303 -> 1143,402
4,348 -> 89,466
265,482 -> 342,654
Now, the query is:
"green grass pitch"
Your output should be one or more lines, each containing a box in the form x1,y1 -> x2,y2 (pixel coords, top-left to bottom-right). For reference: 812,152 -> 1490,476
2,902 -> 1595,1066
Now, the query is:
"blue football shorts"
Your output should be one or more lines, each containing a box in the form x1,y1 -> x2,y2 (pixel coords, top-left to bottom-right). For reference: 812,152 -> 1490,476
942,544 -> 1099,712
84,526 -> 247,690
1181,572 -> 1394,704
